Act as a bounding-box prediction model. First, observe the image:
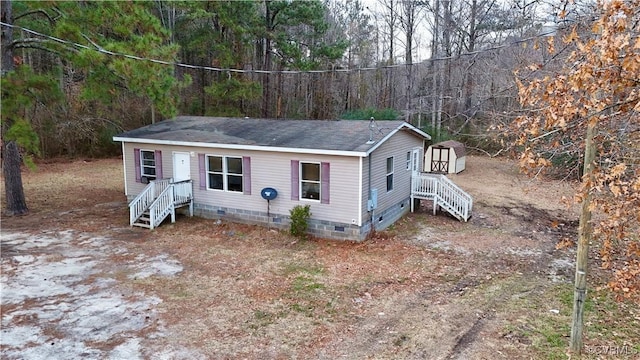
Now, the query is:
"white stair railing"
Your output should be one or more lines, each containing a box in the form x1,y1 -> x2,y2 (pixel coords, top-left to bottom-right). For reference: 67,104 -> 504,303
172,180 -> 193,205
436,175 -> 473,221
411,173 -> 473,221
412,174 -> 439,199
148,185 -> 175,229
129,178 -> 172,225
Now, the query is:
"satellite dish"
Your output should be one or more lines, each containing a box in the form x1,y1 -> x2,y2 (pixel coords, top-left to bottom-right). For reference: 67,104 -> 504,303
261,187 -> 278,200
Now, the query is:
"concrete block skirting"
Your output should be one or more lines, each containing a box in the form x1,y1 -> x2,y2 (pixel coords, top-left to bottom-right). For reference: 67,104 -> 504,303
361,197 -> 411,235
192,203 -> 363,241
128,196 -> 411,241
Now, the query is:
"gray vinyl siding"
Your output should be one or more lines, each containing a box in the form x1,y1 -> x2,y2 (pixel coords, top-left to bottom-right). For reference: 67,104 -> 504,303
122,142 -> 361,225
361,156 -> 371,221
361,130 -> 424,227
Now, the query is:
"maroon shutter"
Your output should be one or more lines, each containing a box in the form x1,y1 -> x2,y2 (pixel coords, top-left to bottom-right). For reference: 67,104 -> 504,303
291,160 -> 299,200
243,156 -> 251,195
155,150 -> 163,179
321,162 -> 330,204
134,148 -> 141,182
198,153 -> 206,190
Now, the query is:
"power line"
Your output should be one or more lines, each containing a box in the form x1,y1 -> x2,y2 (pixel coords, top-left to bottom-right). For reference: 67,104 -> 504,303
2,21 -> 558,74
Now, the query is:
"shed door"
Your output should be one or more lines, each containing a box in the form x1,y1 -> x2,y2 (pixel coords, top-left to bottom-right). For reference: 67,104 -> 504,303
173,152 -> 191,182
431,147 -> 449,173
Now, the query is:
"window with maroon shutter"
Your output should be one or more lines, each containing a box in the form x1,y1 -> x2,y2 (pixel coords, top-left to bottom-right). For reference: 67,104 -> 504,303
291,160 -> 299,200
155,150 -> 163,179
134,148 -> 141,182
136,149 -> 157,182
292,161 -> 329,203
198,153 -> 206,190
243,156 -> 251,195
321,162 -> 330,204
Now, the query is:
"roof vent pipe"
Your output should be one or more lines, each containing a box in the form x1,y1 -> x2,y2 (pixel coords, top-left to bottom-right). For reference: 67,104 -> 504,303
366,117 -> 375,144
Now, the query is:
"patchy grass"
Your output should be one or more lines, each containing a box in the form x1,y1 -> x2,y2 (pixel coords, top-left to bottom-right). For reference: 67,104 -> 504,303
2,156 -> 638,359
496,280 -> 639,360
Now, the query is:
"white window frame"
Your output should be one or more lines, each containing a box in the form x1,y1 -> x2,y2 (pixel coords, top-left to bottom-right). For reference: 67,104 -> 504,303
406,151 -> 411,170
140,150 -> 157,181
206,155 -> 243,192
386,156 -> 394,192
300,161 -> 321,201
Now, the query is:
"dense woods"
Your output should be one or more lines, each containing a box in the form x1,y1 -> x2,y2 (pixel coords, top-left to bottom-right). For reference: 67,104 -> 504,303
3,0 -> 559,159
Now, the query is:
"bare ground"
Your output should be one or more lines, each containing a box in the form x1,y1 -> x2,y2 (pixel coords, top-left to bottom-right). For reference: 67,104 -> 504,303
2,156 -> 638,359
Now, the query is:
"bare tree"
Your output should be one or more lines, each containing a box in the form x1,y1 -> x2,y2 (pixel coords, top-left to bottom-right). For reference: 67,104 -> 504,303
377,0 -> 399,108
399,0 -> 424,122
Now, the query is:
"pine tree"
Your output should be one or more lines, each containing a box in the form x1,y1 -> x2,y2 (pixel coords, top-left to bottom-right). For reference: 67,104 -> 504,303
1,0 -> 187,215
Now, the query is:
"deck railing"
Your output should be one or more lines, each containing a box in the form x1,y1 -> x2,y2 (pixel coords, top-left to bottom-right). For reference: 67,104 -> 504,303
129,178 -> 192,227
411,173 -> 472,221
129,178 -> 170,226
148,185 -> 175,229
172,180 -> 193,205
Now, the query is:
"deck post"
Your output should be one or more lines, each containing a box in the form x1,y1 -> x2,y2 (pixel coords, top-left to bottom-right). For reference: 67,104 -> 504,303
170,186 -> 176,223
149,210 -> 155,230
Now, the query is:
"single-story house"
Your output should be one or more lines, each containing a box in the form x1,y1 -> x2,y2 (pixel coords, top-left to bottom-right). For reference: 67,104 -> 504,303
425,140 -> 466,174
113,116 -> 431,241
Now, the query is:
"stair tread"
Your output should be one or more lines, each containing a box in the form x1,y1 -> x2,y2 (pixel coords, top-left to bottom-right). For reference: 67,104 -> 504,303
132,222 -> 151,229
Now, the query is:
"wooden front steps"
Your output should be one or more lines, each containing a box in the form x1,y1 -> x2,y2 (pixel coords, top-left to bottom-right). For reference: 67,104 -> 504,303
129,178 -> 194,229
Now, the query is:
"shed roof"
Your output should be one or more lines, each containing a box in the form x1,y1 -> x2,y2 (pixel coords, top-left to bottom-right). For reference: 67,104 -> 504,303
113,116 -> 430,157
432,140 -> 466,157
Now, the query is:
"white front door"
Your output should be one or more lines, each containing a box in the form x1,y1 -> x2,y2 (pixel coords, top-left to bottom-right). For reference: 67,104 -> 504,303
173,152 -> 191,182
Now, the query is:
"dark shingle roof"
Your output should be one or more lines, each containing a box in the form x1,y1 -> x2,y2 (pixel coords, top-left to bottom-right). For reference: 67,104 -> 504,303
114,116 -> 429,154
432,140 -> 466,157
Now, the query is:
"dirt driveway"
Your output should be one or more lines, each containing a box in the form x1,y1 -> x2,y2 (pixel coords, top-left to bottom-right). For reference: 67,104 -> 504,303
2,156 -> 623,359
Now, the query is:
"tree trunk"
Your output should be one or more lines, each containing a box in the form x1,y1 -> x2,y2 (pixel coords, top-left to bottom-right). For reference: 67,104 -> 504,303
261,0 -> 272,118
1,0 -> 29,216
402,0 -> 421,123
463,0 -> 477,113
3,142 -> 29,216
1,0 -> 13,74
404,2 -> 413,123
430,0 -> 440,134
570,120 -> 596,353
442,0 -> 452,119
384,0 -> 396,109
345,48 -> 352,111
276,65 -> 282,118
200,67 -> 206,115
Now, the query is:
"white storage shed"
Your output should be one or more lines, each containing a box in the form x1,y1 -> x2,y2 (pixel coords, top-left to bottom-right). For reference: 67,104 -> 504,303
425,140 -> 466,174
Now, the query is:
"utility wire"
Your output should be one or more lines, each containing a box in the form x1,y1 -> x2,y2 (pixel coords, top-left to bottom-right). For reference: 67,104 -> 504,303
1,21 -> 559,74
